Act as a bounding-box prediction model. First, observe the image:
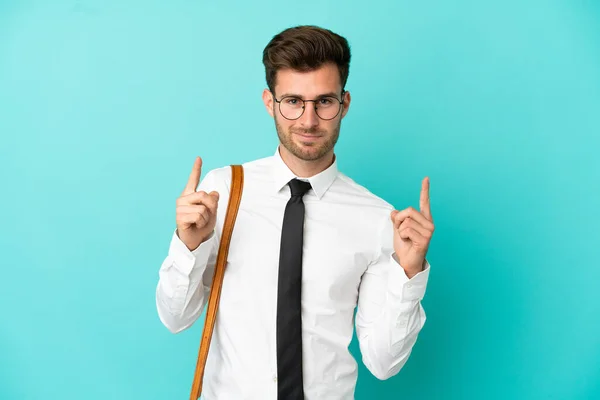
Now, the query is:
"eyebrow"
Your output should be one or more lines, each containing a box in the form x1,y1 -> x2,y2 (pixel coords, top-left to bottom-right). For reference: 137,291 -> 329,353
279,92 -> 340,99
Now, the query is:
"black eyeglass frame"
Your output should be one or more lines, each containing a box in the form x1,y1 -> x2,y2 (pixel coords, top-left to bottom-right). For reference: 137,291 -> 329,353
273,90 -> 346,121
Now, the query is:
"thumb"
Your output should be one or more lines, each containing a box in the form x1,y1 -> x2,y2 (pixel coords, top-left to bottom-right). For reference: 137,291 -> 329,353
209,191 -> 220,201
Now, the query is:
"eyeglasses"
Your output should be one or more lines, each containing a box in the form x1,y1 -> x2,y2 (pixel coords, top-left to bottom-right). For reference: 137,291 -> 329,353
274,91 -> 346,120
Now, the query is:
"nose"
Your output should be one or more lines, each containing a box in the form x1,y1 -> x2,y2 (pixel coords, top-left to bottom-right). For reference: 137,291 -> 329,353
298,102 -> 319,129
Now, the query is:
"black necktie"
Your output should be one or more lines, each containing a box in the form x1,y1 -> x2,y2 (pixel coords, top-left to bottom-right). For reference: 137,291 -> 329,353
277,178 -> 312,400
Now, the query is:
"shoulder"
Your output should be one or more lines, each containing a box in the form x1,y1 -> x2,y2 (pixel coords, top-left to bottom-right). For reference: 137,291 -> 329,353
333,172 -> 397,252
197,153 -> 273,192
335,172 -> 395,214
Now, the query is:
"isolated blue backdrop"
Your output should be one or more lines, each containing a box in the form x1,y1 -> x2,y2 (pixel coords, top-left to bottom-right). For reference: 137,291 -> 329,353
1,1 -> 599,399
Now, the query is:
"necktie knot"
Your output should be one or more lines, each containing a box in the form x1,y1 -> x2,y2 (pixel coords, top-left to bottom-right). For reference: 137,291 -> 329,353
288,178 -> 312,198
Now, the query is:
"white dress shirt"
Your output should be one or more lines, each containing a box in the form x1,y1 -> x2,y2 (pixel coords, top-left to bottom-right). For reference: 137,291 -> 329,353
156,146 -> 430,400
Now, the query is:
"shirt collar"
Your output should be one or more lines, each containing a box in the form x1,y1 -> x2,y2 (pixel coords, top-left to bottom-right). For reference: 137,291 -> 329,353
271,146 -> 338,200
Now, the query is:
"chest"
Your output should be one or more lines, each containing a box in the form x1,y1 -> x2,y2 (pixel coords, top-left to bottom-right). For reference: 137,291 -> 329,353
224,189 -> 376,306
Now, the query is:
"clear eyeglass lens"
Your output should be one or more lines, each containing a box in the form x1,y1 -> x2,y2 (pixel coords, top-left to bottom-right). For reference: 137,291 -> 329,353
279,96 -> 341,120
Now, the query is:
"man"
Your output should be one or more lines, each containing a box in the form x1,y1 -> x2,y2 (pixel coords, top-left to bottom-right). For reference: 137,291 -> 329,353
156,25 -> 434,399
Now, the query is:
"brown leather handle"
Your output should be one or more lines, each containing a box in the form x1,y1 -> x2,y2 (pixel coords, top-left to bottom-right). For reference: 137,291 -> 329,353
189,164 -> 244,400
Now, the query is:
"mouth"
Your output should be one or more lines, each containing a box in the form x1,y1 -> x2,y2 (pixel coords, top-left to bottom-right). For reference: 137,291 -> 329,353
295,133 -> 322,142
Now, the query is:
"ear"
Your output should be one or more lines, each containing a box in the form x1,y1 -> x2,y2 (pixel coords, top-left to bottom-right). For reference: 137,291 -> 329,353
262,89 -> 275,118
340,90 -> 351,119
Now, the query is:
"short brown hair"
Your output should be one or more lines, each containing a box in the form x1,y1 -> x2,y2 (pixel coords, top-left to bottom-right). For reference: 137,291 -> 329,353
262,25 -> 351,96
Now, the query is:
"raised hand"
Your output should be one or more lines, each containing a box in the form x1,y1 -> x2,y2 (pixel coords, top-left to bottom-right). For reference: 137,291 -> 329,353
390,177 -> 435,278
175,157 -> 220,251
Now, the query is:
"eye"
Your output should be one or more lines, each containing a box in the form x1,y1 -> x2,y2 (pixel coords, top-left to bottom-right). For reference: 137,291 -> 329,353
318,97 -> 334,105
284,97 -> 302,105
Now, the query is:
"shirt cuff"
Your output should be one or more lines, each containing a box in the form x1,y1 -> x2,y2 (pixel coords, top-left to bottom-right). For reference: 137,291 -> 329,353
168,229 -> 216,276
388,253 -> 430,302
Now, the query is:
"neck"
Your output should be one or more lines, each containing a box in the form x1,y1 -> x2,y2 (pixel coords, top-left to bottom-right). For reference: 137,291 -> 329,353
278,145 -> 335,178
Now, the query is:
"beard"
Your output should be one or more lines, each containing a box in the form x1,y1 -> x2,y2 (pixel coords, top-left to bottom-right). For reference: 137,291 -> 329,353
275,115 -> 340,162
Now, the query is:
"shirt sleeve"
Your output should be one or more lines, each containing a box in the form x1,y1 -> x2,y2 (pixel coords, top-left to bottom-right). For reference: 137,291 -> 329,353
155,167 -> 230,333
355,211 -> 430,380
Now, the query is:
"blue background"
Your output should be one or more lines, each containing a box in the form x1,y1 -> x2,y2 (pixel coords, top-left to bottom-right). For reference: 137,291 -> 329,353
1,1 -> 599,399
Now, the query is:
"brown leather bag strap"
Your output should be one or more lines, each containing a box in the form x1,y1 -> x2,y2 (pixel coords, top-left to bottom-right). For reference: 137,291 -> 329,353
189,164 -> 244,400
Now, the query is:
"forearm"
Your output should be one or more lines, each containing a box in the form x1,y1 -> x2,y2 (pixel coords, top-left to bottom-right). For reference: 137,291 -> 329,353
356,292 -> 426,379
356,255 -> 430,380
155,229 -> 218,333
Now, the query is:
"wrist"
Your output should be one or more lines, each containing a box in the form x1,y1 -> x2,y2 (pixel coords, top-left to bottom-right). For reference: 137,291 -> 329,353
404,268 -> 419,279
396,256 -> 425,279
176,230 -> 203,252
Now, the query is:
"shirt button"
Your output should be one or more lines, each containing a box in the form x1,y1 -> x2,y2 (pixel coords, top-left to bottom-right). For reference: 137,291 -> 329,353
273,375 -> 278,382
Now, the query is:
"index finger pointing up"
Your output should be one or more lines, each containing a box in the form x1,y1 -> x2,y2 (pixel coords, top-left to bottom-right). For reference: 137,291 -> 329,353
420,176 -> 432,221
183,156 -> 202,195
